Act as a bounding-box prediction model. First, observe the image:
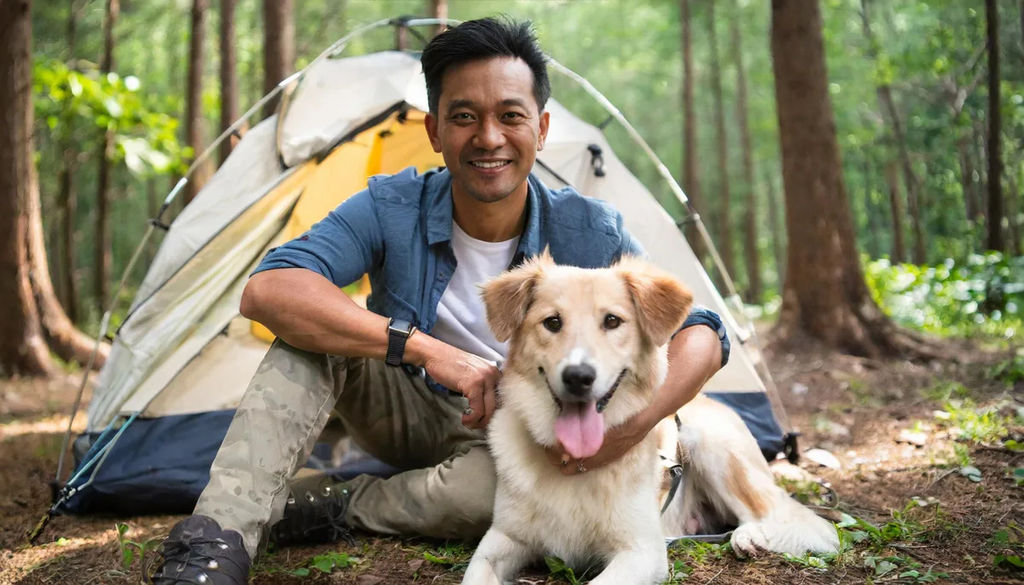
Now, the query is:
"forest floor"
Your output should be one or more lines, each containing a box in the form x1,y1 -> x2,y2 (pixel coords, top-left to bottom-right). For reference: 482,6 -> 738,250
1,333 -> 1022,585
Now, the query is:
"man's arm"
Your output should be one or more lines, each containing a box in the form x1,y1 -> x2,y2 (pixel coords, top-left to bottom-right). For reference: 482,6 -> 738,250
241,268 -> 499,429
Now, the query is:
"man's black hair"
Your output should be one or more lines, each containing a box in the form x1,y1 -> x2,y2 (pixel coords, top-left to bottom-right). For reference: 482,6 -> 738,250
421,17 -> 550,114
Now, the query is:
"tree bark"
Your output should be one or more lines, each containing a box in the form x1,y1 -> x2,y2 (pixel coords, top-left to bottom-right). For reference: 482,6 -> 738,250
771,0 -> 935,359
0,0 -> 55,376
731,1 -> 761,302
884,160 -> 906,262
765,167 -> 785,289
219,0 -> 240,164
185,0 -> 211,204
679,0 -> 707,262
985,0 -> 1004,252
94,0 -> 118,315
707,1 -> 735,279
59,0 -> 83,321
859,0 -> 926,264
429,0 -> 448,37
262,0 -> 294,116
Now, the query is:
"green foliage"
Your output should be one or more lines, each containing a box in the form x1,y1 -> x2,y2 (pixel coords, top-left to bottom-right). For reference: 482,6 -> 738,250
422,541 -> 472,570
288,551 -> 360,576
114,523 -> 162,572
865,254 -> 1024,340
544,556 -> 586,584
33,59 -> 187,177
935,397 -> 1019,445
988,524 -> 1024,572
989,355 -> 1024,387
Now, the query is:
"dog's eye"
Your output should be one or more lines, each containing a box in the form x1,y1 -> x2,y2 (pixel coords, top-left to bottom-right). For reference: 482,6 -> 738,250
543,316 -> 562,333
603,314 -> 622,330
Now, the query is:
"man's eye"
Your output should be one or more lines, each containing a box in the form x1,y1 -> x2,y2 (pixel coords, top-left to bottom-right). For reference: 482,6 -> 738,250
543,316 -> 562,333
603,314 -> 622,330
451,112 -> 473,121
502,111 -> 524,120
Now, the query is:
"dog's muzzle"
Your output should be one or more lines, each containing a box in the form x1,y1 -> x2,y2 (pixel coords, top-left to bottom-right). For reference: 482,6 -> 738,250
539,367 -> 628,413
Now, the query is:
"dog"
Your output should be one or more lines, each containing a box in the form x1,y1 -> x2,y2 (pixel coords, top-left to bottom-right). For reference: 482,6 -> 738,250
461,253 -> 839,585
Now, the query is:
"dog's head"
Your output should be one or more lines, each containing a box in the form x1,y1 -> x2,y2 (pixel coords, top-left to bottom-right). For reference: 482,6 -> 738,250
482,252 -> 693,459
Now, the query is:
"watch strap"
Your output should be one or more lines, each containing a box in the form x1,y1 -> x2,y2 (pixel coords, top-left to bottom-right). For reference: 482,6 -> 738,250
385,318 -> 415,367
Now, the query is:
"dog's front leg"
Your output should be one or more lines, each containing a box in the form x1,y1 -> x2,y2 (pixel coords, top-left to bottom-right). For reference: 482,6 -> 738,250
588,541 -> 668,585
462,528 -> 534,585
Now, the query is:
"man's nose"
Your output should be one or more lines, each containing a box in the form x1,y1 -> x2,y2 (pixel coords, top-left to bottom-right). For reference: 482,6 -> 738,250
473,117 -> 505,150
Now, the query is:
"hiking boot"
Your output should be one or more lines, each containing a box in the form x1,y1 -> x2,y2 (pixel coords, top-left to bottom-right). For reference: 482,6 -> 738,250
269,473 -> 355,546
151,515 -> 250,584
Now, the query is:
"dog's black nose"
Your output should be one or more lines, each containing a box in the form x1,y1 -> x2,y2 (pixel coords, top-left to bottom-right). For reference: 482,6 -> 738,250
562,364 -> 596,397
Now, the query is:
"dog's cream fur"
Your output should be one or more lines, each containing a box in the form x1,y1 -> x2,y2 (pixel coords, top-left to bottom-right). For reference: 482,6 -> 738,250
462,255 -> 838,585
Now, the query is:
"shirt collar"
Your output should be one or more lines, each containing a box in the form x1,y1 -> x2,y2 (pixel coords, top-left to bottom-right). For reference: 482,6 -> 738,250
424,169 -> 546,258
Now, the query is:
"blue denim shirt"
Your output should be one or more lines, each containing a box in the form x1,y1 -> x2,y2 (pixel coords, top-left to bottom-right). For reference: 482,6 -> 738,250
255,167 -> 730,384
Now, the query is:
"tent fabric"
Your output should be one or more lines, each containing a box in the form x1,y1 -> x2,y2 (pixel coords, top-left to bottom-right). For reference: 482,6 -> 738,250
64,48 -> 790,516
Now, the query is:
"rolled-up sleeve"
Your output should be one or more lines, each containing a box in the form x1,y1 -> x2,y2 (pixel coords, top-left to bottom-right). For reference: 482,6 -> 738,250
672,306 -> 730,367
252,189 -> 382,287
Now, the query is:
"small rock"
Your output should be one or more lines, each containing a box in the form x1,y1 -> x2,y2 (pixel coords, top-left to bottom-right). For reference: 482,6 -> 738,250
357,576 -> 385,585
791,382 -> 809,396
804,448 -> 842,469
897,429 -> 928,447
407,559 -> 424,572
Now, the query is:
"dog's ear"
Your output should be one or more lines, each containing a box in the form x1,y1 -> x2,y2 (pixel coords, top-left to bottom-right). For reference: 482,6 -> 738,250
618,257 -> 693,346
481,253 -> 552,342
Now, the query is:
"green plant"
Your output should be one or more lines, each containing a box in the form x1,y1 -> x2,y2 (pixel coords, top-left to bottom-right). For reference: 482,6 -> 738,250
114,523 -> 162,572
864,253 -> 1023,341
921,380 -> 970,402
989,354 -> 1024,386
667,539 -> 729,567
662,558 -> 691,584
288,551 -> 360,576
544,556 -> 590,584
422,541 -> 472,570
988,524 -> 1024,571
935,398 -> 1017,445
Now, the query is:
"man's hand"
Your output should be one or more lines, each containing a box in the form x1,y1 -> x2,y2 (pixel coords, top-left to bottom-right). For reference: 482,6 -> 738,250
544,410 -> 652,475
423,346 -> 501,430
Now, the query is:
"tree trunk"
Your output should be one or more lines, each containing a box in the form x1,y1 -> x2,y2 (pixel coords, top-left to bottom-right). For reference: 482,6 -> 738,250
771,0 -> 934,359
679,0 -> 707,262
707,1 -> 735,279
1008,172 -> 1021,256
731,1 -> 761,302
58,147 -> 79,322
861,157 -> 884,259
219,0 -> 240,164
185,0 -> 211,204
765,167 -> 785,289
94,0 -> 118,315
429,0 -> 448,37
0,0 -> 55,376
262,0 -> 294,116
859,0 -> 926,264
59,0 -> 83,321
985,0 -> 1004,252
884,160 -> 906,262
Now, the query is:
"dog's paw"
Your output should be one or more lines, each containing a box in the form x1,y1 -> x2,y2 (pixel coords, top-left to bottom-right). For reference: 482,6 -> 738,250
731,523 -> 770,558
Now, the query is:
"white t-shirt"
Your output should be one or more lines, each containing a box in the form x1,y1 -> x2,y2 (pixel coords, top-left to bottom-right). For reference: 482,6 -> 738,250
430,222 -> 519,364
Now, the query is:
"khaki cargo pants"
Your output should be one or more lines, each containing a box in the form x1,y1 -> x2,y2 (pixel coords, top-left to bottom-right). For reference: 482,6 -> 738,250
193,339 -> 494,559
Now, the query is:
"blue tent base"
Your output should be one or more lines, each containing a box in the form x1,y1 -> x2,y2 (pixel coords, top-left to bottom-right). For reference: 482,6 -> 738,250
59,391 -> 784,516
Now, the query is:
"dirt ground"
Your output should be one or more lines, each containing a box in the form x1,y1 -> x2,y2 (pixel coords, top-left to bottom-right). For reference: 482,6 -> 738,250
1,335 -> 1022,584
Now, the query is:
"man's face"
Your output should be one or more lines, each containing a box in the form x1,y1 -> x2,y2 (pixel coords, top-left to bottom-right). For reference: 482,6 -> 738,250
425,57 -> 550,206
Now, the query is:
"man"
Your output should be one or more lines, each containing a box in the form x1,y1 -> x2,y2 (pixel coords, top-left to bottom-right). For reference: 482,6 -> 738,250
153,17 -> 728,585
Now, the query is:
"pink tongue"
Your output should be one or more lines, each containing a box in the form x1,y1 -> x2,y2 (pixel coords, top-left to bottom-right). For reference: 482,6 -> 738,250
554,401 -> 605,459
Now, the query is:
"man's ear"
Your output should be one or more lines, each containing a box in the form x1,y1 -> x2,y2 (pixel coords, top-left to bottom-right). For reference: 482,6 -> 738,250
425,112 -> 442,153
537,110 -> 550,151
481,253 -> 552,342
617,257 -> 693,347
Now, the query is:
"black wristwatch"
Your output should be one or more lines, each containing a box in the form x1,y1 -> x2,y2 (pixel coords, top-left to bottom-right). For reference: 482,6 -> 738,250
385,318 -> 416,367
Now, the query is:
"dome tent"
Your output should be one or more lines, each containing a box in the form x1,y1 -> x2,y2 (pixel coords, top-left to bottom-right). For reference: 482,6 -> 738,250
50,18 -> 793,519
